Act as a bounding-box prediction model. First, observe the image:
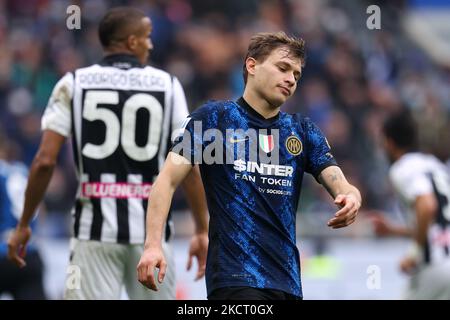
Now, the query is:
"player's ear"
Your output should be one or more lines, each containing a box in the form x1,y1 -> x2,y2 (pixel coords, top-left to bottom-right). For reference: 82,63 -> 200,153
245,57 -> 257,77
127,34 -> 138,51
383,136 -> 395,153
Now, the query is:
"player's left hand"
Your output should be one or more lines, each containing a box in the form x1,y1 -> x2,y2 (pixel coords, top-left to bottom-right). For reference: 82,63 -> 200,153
327,194 -> 360,229
186,232 -> 208,281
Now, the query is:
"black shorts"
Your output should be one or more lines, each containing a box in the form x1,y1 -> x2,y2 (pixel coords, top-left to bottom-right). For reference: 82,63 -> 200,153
208,286 -> 301,300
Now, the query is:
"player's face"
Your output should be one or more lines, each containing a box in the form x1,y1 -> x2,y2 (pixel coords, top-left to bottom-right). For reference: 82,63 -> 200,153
133,17 -> 153,65
253,47 -> 302,107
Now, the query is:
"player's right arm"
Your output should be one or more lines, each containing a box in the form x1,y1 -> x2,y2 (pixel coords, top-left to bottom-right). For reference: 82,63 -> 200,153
7,73 -> 72,268
7,130 -> 66,267
169,77 -> 209,280
137,151 -> 193,290
181,166 -> 209,281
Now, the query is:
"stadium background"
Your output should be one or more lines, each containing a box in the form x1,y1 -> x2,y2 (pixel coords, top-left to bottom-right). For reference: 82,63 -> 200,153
1,0 -> 449,299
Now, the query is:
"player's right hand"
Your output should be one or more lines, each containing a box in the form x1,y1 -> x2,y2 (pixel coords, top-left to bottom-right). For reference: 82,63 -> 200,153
137,246 -> 167,291
368,211 -> 393,236
7,225 -> 32,268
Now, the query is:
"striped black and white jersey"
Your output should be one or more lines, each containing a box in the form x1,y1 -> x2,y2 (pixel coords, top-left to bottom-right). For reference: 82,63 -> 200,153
390,152 -> 450,264
41,54 -> 188,244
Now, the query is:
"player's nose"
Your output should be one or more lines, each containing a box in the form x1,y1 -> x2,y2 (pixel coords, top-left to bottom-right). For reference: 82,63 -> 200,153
285,73 -> 296,86
147,38 -> 153,51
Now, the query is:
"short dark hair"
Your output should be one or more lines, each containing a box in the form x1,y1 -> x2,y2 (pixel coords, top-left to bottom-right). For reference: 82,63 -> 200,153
243,31 -> 306,84
382,110 -> 418,151
98,7 -> 146,48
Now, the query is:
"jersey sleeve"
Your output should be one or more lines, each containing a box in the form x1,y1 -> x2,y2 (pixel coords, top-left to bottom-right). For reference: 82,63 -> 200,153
170,76 -> 189,143
303,118 -> 337,180
41,72 -> 74,137
390,164 -> 434,202
170,102 -> 219,164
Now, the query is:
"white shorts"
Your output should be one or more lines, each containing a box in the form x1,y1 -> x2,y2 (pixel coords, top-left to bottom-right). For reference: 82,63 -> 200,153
403,260 -> 450,300
63,238 -> 175,300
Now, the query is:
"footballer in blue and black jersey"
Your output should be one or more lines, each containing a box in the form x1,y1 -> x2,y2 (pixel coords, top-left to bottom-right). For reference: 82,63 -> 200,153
171,97 -> 337,298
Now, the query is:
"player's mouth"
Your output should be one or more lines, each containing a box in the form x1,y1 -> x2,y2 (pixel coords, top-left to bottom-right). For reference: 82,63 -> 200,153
278,85 -> 290,96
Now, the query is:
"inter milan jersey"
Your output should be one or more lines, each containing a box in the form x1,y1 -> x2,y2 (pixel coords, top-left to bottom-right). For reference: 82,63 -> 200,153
172,97 -> 337,298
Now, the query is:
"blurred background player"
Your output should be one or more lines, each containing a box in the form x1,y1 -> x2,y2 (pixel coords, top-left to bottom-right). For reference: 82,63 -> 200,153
371,111 -> 450,299
7,7 -> 208,300
0,132 -> 46,299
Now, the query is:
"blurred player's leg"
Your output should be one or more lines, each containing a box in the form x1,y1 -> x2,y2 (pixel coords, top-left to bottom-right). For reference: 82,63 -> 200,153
403,260 -> 450,300
125,240 -> 175,300
64,238 -> 126,300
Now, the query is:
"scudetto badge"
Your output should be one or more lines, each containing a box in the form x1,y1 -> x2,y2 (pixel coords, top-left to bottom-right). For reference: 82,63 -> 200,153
285,135 -> 302,156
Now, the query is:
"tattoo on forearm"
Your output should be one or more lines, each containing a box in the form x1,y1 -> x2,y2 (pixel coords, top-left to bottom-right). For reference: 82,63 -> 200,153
320,168 -> 345,197
327,168 -> 342,183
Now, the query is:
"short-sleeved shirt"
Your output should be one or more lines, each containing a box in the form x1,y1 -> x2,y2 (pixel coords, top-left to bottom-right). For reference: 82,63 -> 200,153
41,54 -> 189,244
171,98 -> 336,298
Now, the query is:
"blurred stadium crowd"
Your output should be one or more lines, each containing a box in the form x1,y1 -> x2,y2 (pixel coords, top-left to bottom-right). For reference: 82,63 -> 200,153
1,0 -> 449,238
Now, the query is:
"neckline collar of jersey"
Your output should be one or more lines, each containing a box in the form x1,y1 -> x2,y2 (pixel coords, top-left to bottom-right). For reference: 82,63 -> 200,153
100,53 -> 143,69
236,97 -> 280,123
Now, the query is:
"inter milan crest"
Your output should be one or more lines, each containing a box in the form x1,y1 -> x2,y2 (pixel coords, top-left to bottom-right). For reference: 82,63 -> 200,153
285,135 -> 302,156
259,134 -> 274,153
